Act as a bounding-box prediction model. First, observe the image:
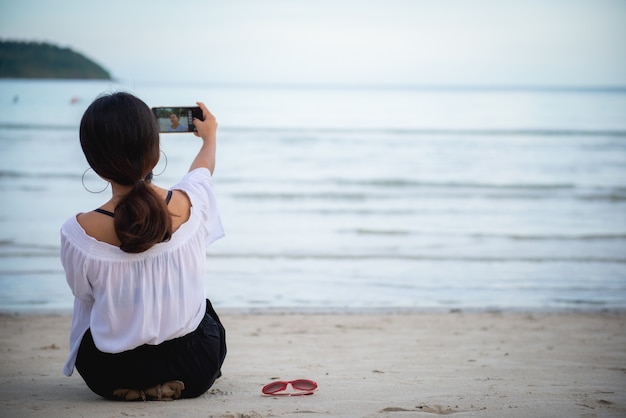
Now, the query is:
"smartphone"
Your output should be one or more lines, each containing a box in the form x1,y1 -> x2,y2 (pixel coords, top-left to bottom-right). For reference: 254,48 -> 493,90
151,106 -> 204,133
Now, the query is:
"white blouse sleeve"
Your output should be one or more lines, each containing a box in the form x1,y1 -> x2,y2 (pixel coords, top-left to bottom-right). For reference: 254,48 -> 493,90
60,220 -> 94,303
173,167 -> 225,245
60,219 -> 95,376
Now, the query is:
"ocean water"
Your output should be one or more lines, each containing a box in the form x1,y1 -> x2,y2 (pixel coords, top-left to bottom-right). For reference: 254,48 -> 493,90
0,79 -> 625,312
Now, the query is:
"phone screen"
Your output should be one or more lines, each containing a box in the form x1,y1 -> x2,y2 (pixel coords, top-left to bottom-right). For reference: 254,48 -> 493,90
152,107 -> 203,133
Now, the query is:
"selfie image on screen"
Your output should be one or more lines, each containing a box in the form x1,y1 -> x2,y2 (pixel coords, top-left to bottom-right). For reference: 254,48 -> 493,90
155,107 -> 189,132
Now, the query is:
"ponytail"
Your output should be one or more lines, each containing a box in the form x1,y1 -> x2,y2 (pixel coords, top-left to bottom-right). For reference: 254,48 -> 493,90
114,180 -> 172,253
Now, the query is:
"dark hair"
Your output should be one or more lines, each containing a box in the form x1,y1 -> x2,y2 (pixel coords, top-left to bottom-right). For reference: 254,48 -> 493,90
80,92 -> 172,253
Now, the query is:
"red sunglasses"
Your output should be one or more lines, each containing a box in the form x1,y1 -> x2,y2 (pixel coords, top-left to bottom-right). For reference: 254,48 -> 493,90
262,379 -> 318,396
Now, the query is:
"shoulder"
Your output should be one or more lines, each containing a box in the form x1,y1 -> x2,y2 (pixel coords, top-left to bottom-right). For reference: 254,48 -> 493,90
60,215 -> 93,259
76,211 -> 120,246
61,214 -> 86,240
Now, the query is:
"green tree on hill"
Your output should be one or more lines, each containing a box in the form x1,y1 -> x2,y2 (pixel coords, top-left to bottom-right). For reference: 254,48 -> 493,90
0,40 -> 111,79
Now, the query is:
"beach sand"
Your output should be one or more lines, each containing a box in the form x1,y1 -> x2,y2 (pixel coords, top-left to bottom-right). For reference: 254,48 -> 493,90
1,311 -> 624,417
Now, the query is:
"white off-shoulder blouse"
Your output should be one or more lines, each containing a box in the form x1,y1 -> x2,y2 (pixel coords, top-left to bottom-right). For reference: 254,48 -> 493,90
60,168 -> 224,376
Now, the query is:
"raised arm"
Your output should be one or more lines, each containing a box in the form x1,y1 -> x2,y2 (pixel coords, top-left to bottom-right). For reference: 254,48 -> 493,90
190,101 -> 217,174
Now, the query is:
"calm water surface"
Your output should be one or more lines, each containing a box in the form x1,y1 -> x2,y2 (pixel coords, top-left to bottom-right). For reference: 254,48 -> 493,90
0,80 -> 625,312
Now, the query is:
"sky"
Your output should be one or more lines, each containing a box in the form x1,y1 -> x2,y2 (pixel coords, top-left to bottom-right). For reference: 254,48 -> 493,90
1,0 -> 625,86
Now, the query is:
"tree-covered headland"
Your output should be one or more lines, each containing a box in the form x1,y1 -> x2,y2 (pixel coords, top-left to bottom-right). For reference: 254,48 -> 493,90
0,40 -> 111,79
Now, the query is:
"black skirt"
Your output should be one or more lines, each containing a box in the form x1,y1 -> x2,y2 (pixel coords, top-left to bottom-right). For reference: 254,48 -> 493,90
75,299 -> 226,399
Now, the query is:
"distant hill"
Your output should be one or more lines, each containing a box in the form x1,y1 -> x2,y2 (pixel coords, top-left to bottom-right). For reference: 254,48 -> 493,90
0,40 -> 111,79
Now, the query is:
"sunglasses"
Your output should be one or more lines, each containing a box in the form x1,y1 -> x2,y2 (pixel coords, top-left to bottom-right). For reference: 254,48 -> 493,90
262,379 -> 318,396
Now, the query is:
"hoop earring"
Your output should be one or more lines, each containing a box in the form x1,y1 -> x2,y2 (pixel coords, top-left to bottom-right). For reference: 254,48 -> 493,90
154,150 -> 168,177
82,167 -> 110,193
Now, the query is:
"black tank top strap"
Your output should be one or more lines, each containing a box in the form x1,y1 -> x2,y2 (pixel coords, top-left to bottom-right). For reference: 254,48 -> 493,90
93,208 -> 115,218
166,189 -> 173,205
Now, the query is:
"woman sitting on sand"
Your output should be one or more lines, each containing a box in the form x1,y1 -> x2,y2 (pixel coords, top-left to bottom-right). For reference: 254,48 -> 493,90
60,92 -> 226,401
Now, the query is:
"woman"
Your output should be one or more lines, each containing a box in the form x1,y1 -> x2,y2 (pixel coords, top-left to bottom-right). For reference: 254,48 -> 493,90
60,92 -> 226,401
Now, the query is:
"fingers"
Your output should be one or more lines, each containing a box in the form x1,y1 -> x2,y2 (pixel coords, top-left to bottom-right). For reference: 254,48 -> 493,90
193,101 -> 215,124
192,101 -> 217,140
196,101 -> 215,122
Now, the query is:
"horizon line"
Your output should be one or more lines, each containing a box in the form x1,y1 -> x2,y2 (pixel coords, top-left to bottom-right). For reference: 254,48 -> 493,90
3,76 -> 626,92
123,79 -> 626,92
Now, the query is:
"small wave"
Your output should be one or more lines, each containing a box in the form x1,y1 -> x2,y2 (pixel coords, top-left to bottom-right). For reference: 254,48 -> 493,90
0,122 -> 76,131
552,298 -> 608,306
331,178 -> 578,190
229,189 -> 626,203
222,126 -> 626,137
0,251 -> 59,259
220,177 -> 584,192
0,240 -> 58,250
0,170 -> 78,180
0,269 -> 61,275
339,230 -> 626,241
232,192 -> 369,201
208,253 -> 626,263
579,193 -> 626,202
304,208 -> 418,215
350,229 -> 411,236
0,241 -> 60,258
465,233 -> 626,242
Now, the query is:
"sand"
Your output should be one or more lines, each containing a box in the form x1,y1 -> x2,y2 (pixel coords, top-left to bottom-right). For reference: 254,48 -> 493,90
0,310 -> 625,418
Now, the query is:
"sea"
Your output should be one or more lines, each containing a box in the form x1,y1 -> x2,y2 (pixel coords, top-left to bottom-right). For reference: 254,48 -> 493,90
0,79 -> 625,313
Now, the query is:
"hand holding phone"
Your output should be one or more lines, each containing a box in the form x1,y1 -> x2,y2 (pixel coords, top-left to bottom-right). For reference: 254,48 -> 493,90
192,102 -> 217,141
151,106 -> 204,133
